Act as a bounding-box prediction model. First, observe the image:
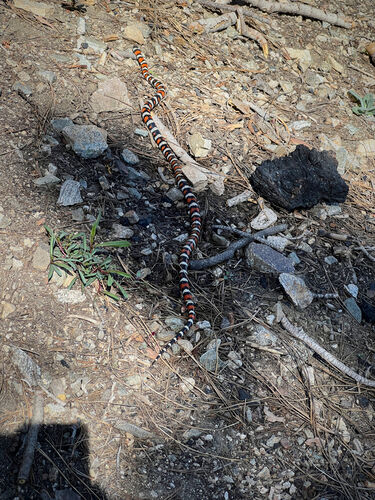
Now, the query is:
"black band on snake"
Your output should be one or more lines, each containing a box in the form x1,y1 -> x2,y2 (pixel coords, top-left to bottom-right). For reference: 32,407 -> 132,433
133,47 -> 202,364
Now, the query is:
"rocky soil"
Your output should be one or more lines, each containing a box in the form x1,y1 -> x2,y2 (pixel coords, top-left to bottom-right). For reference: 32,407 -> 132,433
0,1 -> 374,499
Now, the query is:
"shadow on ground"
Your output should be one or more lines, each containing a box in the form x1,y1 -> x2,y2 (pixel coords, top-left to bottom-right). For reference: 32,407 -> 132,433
0,423 -> 109,500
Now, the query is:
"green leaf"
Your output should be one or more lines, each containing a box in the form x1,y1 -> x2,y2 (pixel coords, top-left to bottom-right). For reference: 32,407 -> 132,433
114,280 -> 128,299
108,269 -> 131,278
54,261 -> 74,273
78,269 -> 87,285
107,274 -> 114,287
47,265 -> 55,281
90,211 -> 101,247
103,290 -> 120,300
68,277 -> 77,289
54,265 -> 63,277
95,240 -> 131,248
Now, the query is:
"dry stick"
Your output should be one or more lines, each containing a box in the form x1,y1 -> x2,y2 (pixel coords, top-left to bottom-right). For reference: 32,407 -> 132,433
277,305 -> 375,388
151,112 -> 223,189
196,0 -> 351,28
196,0 -> 271,25
243,0 -> 351,28
18,391 -> 44,484
213,224 -> 288,251
190,224 -> 287,270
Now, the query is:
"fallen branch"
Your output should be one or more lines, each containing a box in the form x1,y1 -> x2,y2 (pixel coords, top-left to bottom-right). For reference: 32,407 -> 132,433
196,0 -> 351,28
243,0 -> 351,28
150,111 -> 224,193
213,224 -> 288,251
190,224 -> 287,270
277,304 -> 375,388
18,392 -> 44,484
191,5 -> 268,57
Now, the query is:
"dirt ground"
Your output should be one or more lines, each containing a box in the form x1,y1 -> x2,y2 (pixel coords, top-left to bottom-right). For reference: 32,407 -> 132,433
0,0 -> 375,499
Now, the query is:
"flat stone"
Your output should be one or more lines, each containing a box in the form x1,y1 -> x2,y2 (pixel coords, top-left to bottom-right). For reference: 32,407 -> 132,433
51,117 -> 74,133
251,207 -> 278,230
62,124 -> 108,159
121,148 -> 139,165
90,77 -> 131,113
78,36 -> 107,54
57,179 -> 83,206
13,81 -> 32,97
0,214 -> 11,229
32,242 -> 50,270
199,349 -> 225,372
356,139 -> 375,157
344,297 -> 362,322
111,223 -> 134,239
37,70 -> 57,84
246,243 -> 295,274
114,421 -> 154,439
188,132 -> 212,158
123,24 -> 145,45
13,0 -> 54,19
1,301 -> 16,319
33,174 -> 60,186
11,347 -> 41,386
252,325 -> 279,346
279,273 -> 314,309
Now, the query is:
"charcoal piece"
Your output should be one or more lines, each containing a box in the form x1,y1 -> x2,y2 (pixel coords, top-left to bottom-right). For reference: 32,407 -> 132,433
250,145 -> 349,211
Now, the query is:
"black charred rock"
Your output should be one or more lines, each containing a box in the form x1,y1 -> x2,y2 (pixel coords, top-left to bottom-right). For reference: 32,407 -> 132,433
250,145 -> 349,211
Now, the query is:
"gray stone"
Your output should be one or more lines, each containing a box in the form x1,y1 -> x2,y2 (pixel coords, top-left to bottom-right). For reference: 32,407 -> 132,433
37,70 -> 56,84
71,207 -> 85,222
51,118 -> 74,133
166,187 -> 184,202
114,421 -> 154,439
98,175 -> 110,190
164,317 -> 185,331
78,36 -> 107,54
0,214 -> 11,229
279,273 -> 314,309
345,284 -> 358,298
77,17 -> 86,35
121,148 -> 139,165
125,210 -> 139,224
43,135 -> 59,146
12,81 -> 32,97
111,223 -> 134,239
57,179 -> 83,206
33,174 -> 60,186
11,347 -> 41,386
62,124 -> 108,159
344,298 -> 362,322
32,242 -> 50,270
288,252 -> 301,265
252,325 -> 279,346
245,243 -> 295,274
199,349 -> 225,372
324,255 -> 338,265
135,128 -> 149,137
74,52 -> 92,70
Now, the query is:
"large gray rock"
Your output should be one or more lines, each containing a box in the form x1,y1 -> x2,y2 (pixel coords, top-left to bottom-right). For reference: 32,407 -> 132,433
62,124 -> 108,159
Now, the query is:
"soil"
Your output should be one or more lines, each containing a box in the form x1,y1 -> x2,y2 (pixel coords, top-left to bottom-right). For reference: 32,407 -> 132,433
0,1 -> 374,499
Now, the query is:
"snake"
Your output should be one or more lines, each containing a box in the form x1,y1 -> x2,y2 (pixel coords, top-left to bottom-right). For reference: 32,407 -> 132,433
133,47 -> 202,364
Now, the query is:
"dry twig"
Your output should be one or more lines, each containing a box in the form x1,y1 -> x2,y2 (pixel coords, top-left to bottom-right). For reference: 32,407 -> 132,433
190,224 -> 287,270
196,0 -> 351,28
277,304 -> 375,388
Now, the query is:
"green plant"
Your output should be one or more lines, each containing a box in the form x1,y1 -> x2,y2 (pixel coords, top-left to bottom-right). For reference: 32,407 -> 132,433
348,90 -> 375,116
45,213 -> 131,300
